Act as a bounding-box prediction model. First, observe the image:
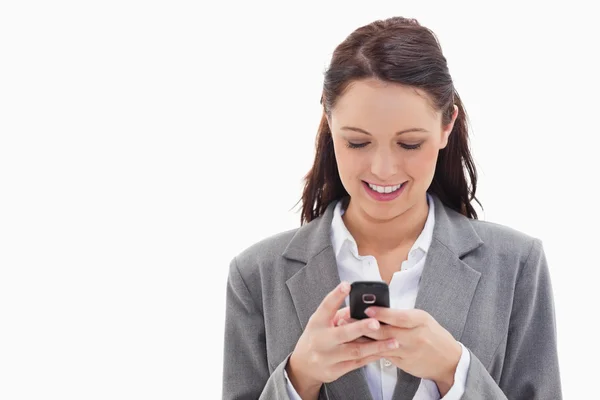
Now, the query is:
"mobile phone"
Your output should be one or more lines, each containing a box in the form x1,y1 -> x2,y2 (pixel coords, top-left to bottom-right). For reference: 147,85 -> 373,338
349,281 -> 390,321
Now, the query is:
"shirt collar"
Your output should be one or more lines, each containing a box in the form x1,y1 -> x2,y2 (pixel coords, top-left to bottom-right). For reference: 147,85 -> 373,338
330,192 -> 436,259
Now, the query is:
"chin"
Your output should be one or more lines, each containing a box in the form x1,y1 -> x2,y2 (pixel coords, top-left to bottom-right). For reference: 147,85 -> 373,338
359,199 -> 403,221
357,187 -> 417,218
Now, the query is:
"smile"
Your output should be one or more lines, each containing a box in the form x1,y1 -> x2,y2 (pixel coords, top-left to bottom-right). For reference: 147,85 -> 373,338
362,180 -> 407,202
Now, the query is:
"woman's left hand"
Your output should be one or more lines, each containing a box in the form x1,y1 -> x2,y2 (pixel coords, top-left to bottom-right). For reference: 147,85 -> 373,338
338,306 -> 462,389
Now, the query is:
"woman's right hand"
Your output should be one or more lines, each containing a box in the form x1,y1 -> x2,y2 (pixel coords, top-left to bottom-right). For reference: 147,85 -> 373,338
285,281 -> 399,399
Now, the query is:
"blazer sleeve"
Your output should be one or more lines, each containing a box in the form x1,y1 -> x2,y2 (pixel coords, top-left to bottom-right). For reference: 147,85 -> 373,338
462,238 -> 563,399
222,256 -> 313,400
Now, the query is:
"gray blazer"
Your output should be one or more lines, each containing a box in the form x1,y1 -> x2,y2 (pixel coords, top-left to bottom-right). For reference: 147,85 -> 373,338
222,193 -> 562,399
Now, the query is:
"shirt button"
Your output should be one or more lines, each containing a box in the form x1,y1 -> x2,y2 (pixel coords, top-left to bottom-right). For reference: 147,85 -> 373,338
383,359 -> 392,367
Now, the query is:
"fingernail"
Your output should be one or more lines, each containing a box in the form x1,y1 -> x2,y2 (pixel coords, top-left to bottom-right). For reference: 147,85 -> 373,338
388,340 -> 399,349
364,308 -> 375,317
340,282 -> 350,294
338,319 -> 347,326
368,320 -> 379,330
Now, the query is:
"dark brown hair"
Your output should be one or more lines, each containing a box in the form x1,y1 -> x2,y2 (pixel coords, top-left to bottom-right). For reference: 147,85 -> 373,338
298,16 -> 482,225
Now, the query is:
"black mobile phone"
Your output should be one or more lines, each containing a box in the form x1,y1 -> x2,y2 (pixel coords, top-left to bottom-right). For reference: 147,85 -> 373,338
349,281 -> 390,321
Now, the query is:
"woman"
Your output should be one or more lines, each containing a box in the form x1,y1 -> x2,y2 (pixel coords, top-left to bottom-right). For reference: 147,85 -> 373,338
222,16 -> 562,400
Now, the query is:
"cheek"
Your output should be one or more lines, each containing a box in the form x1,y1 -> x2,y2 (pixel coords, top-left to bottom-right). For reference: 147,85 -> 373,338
334,146 -> 364,185
334,143 -> 438,182
405,147 -> 439,176
333,144 -> 352,170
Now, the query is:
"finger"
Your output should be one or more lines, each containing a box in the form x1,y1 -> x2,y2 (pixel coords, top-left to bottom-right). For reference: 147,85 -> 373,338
335,324 -> 374,343
332,307 -> 350,327
366,307 -> 423,328
336,316 -> 394,340
359,323 -> 394,341
335,316 -> 359,327
309,281 -> 351,327
332,317 -> 381,344
333,337 -> 399,364
332,354 -> 383,377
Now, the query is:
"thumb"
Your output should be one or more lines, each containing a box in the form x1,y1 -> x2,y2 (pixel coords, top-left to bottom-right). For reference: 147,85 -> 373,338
310,281 -> 351,327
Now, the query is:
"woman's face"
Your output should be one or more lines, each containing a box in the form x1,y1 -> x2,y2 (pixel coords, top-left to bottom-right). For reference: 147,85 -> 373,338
328,78 -> 458,221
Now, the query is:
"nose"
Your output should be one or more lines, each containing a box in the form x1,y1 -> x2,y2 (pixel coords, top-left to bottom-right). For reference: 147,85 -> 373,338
370,147 -> 398,181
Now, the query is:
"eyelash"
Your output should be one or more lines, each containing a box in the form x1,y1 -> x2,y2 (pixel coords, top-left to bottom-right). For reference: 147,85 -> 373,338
346,142 -> 422,151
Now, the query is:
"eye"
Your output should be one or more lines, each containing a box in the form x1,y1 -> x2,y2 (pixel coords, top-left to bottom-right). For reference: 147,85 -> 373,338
346,141 -> 423,150
400,143 -> 422,150
346,142 -> 369,149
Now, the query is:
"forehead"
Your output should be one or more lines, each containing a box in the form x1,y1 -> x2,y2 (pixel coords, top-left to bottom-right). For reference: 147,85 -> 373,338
331,78 -> 439,127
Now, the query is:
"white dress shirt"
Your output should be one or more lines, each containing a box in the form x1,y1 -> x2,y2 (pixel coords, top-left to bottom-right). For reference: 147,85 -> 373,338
285,193 -> 471,399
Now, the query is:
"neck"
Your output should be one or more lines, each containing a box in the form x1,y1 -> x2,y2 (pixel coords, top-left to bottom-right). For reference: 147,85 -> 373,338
342,195 -> 429,255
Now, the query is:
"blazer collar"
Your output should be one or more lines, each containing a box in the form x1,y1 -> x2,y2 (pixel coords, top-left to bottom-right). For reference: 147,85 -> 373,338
331,193 -> 436,269
283,192 -> 482,263
284,192 -> 484,400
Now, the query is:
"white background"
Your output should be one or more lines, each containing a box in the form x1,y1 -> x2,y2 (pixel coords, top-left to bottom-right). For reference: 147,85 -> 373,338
1,1 -> 598,399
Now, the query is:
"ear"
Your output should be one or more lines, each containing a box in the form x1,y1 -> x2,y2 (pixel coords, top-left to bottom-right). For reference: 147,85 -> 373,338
440,104 -> 459,149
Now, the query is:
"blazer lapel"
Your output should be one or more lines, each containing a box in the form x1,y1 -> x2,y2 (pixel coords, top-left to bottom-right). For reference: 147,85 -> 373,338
283,193 -> 484,400
391,194 -> 483,399
284,200 -> 373,400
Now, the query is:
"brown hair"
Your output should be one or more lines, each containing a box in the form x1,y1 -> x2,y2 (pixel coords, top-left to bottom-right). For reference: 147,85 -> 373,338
297,16 -> 483,225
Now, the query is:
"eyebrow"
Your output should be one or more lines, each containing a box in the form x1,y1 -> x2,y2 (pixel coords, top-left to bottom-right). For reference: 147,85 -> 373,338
340,126 -> 429,136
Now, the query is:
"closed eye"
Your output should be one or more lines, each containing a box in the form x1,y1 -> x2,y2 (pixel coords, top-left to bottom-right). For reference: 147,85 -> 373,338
401,143 -> 422,150
346,142 -> 422,150
347,142 -> 368,149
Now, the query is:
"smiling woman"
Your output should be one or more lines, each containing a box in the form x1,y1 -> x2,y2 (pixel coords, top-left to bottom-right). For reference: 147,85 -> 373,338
222,16 -> 562,400
325,80 -> 460,225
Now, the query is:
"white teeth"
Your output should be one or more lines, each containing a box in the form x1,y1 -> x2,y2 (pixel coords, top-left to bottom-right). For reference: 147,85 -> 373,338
367,182 -> 403,194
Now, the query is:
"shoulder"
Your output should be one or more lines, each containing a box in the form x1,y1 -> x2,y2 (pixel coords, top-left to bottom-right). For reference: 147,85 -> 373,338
233,227 -> 300,269
226,227 -> 302,310
228,226 -> 302,285
465,218 -> 544,279
468,218 -> 539,251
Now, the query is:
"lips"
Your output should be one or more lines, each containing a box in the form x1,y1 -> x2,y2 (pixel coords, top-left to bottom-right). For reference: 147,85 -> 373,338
363,180 -> 406,193
362,180 -> 407,202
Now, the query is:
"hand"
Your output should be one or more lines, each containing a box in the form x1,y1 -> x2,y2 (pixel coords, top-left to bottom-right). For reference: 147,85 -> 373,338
286,282 -> 400,399
338,307 -> 462,389
334,307 -> 373,344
